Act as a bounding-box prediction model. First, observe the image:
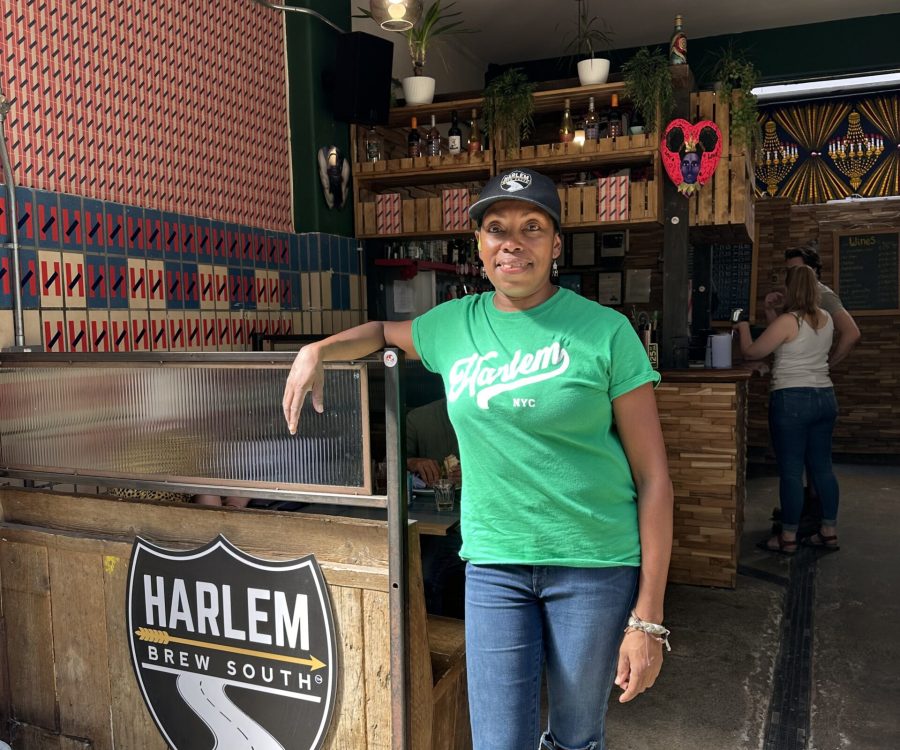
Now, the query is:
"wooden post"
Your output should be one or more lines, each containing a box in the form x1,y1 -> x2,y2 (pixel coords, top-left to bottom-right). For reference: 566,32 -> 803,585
660,65 -> 695,369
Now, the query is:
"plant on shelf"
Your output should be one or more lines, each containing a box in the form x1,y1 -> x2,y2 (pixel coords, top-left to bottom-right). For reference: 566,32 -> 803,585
561,0 -> 614,85
356,1 -> 475,105
482,68 -> 536,155
710,43 -> 761,150
621,46 -> 674,135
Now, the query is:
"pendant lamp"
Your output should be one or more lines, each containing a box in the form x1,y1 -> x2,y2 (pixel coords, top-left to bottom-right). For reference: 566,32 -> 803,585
369,0 -> 423,32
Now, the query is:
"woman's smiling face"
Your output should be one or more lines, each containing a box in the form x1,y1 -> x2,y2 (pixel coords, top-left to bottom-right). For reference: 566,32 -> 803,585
475,200 -> 561,312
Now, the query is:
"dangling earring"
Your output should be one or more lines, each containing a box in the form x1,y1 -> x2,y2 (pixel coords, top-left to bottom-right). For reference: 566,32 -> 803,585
480,263 -> 487,279
551,260 -> 559,279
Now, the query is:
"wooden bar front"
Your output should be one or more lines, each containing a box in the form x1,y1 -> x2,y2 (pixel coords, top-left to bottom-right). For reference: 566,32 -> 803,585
656,369 -> 751,588
0,489 -> 469,750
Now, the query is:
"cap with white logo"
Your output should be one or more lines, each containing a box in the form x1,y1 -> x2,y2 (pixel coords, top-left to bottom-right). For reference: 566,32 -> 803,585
469,168 -> 561,228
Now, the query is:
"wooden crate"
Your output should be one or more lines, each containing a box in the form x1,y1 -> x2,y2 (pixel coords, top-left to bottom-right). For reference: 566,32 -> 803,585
688,91 -> 756,241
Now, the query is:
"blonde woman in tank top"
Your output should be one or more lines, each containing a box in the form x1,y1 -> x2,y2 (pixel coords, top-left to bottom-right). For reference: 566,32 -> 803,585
734,265 -> 840,554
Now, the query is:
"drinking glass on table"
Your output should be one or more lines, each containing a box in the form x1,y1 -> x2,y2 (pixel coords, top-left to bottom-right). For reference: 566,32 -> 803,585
433,479 -> 455,512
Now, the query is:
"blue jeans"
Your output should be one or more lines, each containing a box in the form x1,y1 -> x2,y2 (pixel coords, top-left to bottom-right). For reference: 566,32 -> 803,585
465,563 -> 639,750
769,387 -> 840,531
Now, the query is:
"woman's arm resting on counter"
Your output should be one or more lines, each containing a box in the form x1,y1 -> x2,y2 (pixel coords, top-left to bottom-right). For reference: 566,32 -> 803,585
282,320 -> 415,434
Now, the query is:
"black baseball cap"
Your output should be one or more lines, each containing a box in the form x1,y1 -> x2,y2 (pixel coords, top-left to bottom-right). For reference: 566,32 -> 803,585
469,168 -> 561,228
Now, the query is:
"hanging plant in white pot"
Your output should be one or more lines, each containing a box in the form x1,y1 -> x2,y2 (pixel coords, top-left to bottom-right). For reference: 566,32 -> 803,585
563,0 -> 613,86
357,0 -> 475,106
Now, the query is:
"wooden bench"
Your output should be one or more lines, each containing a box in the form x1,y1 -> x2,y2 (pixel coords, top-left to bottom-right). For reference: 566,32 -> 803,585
0,487 -> 470,750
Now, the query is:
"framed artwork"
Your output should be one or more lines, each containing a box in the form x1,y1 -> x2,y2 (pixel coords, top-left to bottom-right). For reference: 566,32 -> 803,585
597,272 -> 622,306
600,231 -> 627,258
625,268 -> 652,303
570,232 -> 596,266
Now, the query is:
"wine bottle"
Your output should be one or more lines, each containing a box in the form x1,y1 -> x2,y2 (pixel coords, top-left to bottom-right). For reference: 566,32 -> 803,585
426,114 -> 441,156
559,98 -> 574,143
467,108 -> 482,154
408,116 -> 421,158
364,125 -> 383,162
583,96 -> 599,142
669,15 -> 687,65
448,110 -> 462,155
607,94 -> 623,138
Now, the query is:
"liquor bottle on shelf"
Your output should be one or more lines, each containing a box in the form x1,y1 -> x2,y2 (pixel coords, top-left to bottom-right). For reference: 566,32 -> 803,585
408,116 -> 421,158
669,15 -> 687,65
364,125 -> 383,162
559,98 -> 574,143
583,96 -> 599,142
607,94 -> 623,138
426,114 -> 441,156
467,108 -> 482,153
448,110 -> 462,155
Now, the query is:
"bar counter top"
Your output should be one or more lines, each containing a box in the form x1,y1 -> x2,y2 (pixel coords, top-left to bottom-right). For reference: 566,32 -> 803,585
658,367 -> 754,382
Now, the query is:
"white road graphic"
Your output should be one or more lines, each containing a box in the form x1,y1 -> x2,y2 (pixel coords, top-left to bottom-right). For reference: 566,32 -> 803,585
176,672 -> 285,750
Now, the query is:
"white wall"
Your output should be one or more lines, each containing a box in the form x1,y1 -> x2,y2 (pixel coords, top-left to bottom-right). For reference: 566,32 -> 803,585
350,11 -> 485,96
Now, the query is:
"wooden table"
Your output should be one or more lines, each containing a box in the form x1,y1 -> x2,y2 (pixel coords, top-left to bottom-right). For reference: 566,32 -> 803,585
296,494 -> 460,537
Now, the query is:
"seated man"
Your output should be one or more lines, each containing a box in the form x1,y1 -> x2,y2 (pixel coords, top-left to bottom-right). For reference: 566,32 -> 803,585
406,398 -> 464,618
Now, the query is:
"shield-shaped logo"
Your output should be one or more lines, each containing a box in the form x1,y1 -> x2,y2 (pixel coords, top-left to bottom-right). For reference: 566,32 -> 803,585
127,535 -> 337,750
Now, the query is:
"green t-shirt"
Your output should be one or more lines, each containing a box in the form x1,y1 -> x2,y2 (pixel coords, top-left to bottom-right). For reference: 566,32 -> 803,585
412,288 -> 660,567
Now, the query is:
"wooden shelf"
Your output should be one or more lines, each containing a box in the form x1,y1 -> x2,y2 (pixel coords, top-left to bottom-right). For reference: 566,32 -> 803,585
383,82 -> 630,126
354,154 -> 492,189
372,258 -> 460,279
359,229 -> 473,240
496,138 -> 657,172
562,217 -> 662,232
374,259 -> 456,272
388,95 -> 485,127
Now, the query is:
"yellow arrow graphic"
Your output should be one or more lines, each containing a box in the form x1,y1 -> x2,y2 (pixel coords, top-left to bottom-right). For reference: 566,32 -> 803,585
135,627 -> 327,671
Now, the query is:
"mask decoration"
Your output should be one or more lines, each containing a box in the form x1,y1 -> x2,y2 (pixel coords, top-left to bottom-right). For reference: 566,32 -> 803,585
317,146 -> 350,209
660,119 -> 722,196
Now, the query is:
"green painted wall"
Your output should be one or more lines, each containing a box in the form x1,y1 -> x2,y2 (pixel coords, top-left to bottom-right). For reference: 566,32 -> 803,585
285,0 -> 353,236
488,13 -> 900,89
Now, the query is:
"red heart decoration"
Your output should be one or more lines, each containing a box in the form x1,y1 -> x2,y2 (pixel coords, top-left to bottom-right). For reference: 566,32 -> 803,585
660,119 -> 723,195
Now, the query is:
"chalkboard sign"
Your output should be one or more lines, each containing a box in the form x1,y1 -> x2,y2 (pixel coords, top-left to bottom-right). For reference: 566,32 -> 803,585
710,243 -> 753,320
835,231 -> 900,314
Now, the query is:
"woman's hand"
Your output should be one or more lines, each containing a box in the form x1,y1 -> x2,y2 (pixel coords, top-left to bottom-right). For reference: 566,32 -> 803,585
615,630 -> 664,703
282,345 -> 325,434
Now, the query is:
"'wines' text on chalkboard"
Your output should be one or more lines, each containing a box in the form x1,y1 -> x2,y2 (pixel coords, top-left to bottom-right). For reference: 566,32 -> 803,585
835,231 -> 899,314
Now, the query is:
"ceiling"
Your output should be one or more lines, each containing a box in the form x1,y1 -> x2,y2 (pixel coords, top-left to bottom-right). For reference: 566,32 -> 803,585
442,0 -> 899,68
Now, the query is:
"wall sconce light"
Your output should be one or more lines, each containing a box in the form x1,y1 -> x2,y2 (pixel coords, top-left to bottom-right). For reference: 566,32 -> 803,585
369,0 -> 423,31
573,129 -> 586,146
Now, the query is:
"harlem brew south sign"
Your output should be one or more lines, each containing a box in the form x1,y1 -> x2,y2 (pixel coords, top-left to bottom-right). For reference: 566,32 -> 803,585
127,535 -> 337,750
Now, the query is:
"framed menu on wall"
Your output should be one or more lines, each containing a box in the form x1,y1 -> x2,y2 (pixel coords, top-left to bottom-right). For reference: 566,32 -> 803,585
834,231 -> 900,315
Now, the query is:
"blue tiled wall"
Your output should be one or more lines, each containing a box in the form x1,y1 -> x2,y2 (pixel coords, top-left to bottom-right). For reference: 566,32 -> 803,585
0,187 -> 363,351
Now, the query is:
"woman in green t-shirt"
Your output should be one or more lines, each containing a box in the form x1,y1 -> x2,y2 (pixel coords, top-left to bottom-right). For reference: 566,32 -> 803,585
282,168 -> 673,750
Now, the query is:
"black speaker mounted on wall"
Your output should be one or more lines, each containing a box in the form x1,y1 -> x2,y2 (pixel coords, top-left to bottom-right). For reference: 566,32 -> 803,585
324,31 -> 394,126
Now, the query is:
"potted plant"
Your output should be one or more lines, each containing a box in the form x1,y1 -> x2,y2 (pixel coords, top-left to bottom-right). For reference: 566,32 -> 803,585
710,44 -> 761,149
357,1 -> 474,105
482,68 -> 536,155
621,46 -> 674,135
562,0 -> 613,86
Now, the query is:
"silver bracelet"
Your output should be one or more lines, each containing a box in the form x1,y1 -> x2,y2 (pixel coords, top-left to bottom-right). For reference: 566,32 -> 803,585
625,611 -> 671,652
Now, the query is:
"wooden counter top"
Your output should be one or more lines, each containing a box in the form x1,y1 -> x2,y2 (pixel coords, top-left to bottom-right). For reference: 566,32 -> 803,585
658,367 -> 754,383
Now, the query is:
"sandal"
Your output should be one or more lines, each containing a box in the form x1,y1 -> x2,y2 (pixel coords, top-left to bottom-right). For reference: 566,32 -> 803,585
756,534 -> 798,555
803,532 -> 840,551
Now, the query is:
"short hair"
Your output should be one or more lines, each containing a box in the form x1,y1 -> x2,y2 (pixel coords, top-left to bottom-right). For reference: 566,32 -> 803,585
784,242 -> 822,278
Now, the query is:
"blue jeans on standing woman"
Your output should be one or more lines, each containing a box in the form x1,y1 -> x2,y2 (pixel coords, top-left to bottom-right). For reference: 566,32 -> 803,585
768,387 -> 840,532
465,563 -> 639,750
